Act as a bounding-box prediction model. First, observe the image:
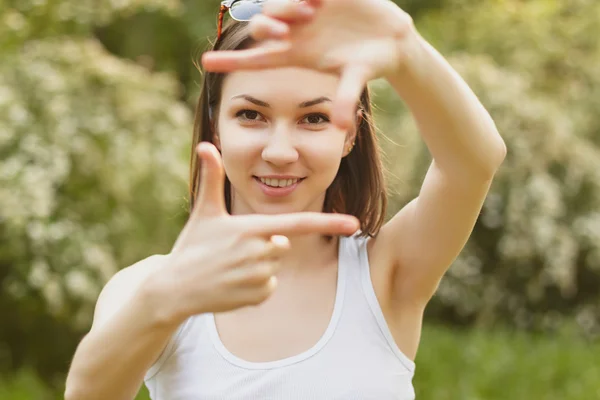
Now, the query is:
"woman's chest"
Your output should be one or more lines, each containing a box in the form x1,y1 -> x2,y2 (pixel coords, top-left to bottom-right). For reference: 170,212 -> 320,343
214,268 -> 339,363
153,347 -> 415,400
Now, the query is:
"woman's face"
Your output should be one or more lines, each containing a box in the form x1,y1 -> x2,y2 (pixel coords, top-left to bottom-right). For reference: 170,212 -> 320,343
217,66 -> 355,216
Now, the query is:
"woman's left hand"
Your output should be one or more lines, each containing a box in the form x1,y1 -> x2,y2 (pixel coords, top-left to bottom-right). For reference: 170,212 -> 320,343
202,0 -> 419,129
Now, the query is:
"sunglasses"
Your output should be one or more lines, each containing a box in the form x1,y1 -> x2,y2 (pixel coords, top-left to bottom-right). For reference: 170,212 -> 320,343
218,0 -> 266,38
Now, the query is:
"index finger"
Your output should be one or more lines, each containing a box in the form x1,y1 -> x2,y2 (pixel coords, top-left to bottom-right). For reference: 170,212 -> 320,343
263,0 -> 316,23
333,65 -> 372,130
201,42 -> 292,73
239,212 -> 360,237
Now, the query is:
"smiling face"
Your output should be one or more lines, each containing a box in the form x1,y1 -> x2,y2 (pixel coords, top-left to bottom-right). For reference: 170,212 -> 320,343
216,67 -> 356,216
188,21 -> 387,236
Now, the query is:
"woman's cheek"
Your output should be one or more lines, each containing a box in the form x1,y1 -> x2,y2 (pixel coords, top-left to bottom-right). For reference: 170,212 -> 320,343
219,124 -> 264,156
303,134 -> 346,166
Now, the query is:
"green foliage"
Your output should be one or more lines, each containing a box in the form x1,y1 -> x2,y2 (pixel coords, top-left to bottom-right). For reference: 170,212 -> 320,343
413,324 -> 600,400
375,0 -> 600,335
0,368 -> 59,400
1,0 -> 181,54
0,1 -> 191,382
420,0 -> 600,142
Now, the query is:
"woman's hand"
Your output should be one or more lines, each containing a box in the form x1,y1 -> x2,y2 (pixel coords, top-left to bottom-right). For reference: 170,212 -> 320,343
144,142 -> 359,324
202,0 -> 418,130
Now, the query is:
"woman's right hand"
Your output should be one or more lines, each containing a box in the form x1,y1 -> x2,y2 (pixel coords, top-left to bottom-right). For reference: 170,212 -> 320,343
144,142 -> 359,324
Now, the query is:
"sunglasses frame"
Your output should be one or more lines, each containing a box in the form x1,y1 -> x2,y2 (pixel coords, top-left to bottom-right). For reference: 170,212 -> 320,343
218,0 -> 266,38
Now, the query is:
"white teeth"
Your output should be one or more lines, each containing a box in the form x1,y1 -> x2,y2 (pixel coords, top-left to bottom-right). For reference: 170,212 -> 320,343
259,177 -> 299,188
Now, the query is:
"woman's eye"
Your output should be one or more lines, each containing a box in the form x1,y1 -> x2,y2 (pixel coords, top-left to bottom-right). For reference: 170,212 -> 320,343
301,113 -> 330,125
236,110 -> 264,122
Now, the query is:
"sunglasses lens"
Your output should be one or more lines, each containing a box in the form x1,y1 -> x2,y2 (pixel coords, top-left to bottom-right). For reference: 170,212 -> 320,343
229,0 -> 263,21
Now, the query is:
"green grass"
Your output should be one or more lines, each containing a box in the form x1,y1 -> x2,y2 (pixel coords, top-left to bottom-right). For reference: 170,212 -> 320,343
2,324 -> 599,400
414,324 -> 600,400
0,368 -> 56,400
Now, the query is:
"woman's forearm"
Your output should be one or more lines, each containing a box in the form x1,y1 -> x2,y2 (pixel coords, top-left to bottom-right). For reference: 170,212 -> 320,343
64,283 -> 181,400
387,31 -> 506,180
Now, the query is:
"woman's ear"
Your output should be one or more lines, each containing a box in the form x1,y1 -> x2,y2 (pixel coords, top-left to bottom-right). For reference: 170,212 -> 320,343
343,109 -> 362,157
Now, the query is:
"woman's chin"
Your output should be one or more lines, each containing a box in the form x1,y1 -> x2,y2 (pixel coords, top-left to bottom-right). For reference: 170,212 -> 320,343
251,202 -> 304,215
231,191 -> 326,215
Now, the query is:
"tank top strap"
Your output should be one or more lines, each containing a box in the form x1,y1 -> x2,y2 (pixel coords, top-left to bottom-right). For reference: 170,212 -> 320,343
338,232 -> 370,280
339,232 -> 416,373
144,314 -> 197,381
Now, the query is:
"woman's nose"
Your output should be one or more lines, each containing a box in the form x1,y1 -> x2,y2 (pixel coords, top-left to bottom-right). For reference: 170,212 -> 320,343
261,125 -> 299,166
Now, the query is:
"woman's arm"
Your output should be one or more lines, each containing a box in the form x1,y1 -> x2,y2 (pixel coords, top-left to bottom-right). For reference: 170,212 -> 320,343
64,144 -> 361,400
388,33 -> 506,179
374,30 -> 506,303
64,256 -> 181,400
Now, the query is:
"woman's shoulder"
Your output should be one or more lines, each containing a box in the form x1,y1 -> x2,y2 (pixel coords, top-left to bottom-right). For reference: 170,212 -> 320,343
102,254 -> 169,296
90,254 -> 169,331
114,254 -> 169,282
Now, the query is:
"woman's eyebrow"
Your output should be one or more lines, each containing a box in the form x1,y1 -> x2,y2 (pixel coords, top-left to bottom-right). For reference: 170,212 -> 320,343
231,94 -> 270,107
231,95 -> 332,108
298,97 -> 332,108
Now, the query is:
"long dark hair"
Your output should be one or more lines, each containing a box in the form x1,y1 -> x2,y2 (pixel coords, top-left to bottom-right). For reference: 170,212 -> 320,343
189,20 -> 388,237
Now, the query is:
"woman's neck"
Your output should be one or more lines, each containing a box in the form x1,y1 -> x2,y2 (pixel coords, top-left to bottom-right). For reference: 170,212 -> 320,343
281,233 -> 339,274
229,191 -> 339,272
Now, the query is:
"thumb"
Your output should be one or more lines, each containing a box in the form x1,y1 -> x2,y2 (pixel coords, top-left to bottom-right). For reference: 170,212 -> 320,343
193,141 -> 227,218
332,65 -> 371,130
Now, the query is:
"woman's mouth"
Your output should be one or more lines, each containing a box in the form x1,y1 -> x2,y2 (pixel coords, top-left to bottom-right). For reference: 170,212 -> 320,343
253,176 -> 305,197
258,177 -> 300,188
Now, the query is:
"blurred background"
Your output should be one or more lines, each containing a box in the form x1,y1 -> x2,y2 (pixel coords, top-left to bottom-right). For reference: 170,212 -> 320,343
1,0 -> 600,399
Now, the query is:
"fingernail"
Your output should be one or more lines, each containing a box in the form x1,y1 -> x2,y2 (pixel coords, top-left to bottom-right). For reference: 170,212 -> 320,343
271,235 -> 290,247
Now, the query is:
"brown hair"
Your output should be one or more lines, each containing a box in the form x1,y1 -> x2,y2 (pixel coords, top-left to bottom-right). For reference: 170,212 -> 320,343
189,20 -> 387,237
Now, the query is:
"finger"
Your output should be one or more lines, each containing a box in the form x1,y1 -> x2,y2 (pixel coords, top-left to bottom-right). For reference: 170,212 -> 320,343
201,42 -> 292,72
230,235 -> 290,265
305,0 -> 323,8
249,14 -> 290,41
332,65 -> 372,130
193,141 -> 227,217
239,275 -> 278,306
241,212 -> 360,237
263,0 -> 316,23
241,261 -> 280,286
267,235 -> 291,262
270,234 -> 291,249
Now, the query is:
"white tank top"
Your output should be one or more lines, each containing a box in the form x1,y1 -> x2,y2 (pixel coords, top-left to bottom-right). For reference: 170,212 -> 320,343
144,234 -> 416,399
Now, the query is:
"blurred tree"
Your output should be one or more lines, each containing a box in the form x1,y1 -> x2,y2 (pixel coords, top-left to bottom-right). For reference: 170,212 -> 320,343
93,0 -> 217,104
0,0 -> 191,387
382,0 -> 600,335
91,0 -> 452,103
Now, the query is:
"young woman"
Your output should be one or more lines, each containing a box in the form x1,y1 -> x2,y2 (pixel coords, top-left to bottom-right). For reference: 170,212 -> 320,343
65,0 -> 506,399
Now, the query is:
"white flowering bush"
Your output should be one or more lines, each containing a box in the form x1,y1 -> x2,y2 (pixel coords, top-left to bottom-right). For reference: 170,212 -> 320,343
1,0 -> 180,39
0,1 -> 191,379
0,36 -> 191,326
376,0 -> 600,335
438,56 -> 600,335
